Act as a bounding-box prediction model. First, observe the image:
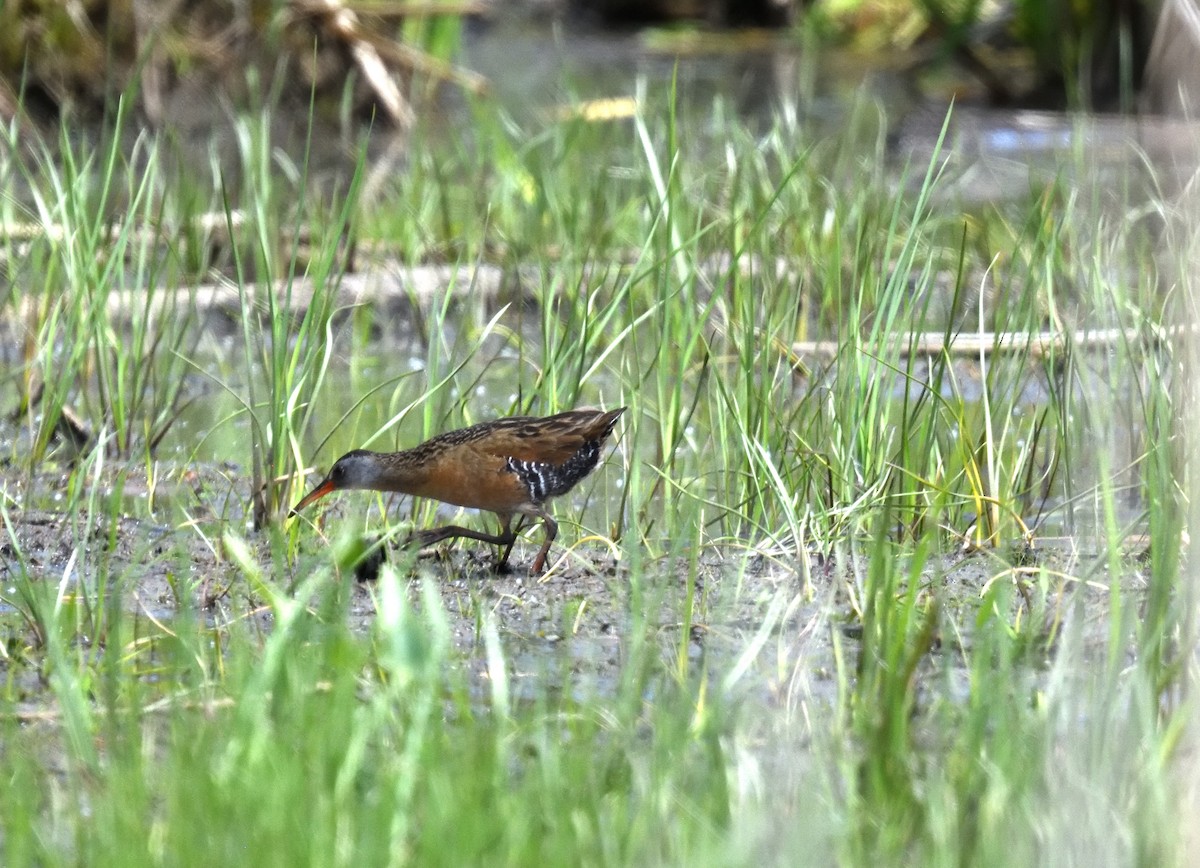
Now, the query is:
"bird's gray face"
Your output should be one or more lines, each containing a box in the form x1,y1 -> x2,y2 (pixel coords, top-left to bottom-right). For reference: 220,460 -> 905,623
328,450 -> 383,491
290,450 -> 382,515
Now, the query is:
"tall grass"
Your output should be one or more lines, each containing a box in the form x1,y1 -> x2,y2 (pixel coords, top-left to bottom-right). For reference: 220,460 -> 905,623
2,97 -> 201,465
215,103 -> 369,530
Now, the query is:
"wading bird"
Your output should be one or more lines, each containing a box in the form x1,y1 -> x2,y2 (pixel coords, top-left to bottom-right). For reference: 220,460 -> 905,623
291,407 -> 625,574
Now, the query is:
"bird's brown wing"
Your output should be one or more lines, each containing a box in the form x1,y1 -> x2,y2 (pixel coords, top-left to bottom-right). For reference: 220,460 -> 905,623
479,424 -> 591,465
478,410 -> 621,465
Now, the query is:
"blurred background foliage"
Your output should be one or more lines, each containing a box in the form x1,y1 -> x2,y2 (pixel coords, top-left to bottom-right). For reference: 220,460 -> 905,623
0,0 -> 1170,126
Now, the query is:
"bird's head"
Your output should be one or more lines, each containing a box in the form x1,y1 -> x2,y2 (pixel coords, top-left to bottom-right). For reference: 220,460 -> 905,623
289,450 -> 383,516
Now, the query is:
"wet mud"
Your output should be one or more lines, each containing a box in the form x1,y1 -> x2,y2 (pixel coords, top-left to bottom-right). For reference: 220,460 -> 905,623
1,488 -> 1141,715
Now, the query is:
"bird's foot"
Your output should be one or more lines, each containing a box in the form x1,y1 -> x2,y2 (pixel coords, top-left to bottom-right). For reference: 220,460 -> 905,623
353,544 -> 389,582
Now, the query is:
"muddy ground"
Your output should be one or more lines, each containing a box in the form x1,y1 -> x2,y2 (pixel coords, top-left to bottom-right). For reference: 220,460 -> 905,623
1,490 -> 1138,718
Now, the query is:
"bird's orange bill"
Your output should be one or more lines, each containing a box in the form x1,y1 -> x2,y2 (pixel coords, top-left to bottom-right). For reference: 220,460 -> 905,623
289,478 -> 335,517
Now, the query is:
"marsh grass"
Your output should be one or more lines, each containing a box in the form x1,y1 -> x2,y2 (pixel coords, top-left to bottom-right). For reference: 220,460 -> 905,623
2,99 -> 203,464
0,74 -> 1195,865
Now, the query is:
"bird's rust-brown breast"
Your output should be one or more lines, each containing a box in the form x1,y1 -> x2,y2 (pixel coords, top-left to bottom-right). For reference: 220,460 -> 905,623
410,440 -> 530,513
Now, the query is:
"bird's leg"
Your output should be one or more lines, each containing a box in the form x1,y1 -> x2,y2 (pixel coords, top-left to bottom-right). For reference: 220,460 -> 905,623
500,513 -> 544,572
526,507 -> 558,575
409,522 -> 517,554
494,513 -> 518,573
408,509 -> 558,575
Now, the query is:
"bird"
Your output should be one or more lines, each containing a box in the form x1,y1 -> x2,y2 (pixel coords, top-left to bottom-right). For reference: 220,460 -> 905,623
290,407 -> 626,574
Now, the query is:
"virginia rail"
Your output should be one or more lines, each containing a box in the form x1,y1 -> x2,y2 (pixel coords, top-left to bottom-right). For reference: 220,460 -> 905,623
291,407 -> 625,573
